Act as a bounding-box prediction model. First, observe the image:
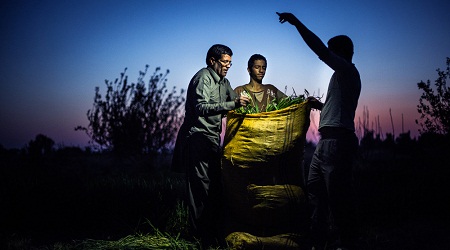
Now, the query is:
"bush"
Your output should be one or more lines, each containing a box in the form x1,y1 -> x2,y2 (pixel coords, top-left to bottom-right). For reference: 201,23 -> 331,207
76,65 -> 185,155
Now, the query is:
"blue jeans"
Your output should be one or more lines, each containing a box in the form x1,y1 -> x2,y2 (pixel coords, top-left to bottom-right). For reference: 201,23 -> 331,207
307,131 -> 358,248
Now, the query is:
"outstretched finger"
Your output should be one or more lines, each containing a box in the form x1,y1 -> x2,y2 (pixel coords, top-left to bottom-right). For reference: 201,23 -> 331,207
276,13 -> 285,23
276,12 -> 283,21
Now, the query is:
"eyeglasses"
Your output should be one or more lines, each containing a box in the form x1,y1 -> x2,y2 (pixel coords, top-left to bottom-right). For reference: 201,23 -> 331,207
217,59 -> 232,67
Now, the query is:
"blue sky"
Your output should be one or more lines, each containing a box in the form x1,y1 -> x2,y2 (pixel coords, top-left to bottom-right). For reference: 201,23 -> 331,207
1,0 -> 449,148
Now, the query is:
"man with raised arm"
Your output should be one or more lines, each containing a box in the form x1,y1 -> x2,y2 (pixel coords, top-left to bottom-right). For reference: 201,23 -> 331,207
277,12 -> 361,250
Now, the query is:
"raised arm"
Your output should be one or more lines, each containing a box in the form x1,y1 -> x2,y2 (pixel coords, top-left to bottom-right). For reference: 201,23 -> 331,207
276,12 -> 329,60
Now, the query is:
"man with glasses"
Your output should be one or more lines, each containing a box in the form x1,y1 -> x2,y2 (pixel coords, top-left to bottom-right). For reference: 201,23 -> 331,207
172,44 -> 249,247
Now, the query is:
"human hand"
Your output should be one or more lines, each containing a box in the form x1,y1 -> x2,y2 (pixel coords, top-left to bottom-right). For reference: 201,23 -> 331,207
276,12 -> 300,26
236,95 -> 250,107
307,96 -> 323,110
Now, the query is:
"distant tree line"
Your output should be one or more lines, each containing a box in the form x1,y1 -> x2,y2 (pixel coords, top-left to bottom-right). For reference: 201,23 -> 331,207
2,58 -> 449,157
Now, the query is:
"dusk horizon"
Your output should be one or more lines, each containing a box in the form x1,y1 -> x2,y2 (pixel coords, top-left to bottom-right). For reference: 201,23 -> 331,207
1,0 -> 449,149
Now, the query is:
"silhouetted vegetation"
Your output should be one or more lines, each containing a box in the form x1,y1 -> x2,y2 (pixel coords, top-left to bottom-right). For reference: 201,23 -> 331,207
27,134 -> 55,158
75,65 -> 185,155
0,145 -> 190,249
1,129 -> 449,249
416,57 -> 450,135
2,60 -> 450,249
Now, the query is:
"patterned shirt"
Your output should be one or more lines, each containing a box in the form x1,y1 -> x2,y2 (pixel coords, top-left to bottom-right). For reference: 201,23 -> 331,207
234,84 -> 286,112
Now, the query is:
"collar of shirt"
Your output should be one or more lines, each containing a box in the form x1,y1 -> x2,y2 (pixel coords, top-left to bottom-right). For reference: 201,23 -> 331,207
206,66 -> 222,84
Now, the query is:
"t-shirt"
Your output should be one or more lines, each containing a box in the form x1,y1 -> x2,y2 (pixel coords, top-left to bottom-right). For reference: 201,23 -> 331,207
234,84 -> 287,112
318,52 -> 361,132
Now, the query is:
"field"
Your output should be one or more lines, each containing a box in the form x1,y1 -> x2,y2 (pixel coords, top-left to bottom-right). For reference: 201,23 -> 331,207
1,136 -> 449,250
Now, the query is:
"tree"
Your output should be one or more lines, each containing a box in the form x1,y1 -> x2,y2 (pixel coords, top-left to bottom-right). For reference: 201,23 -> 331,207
28,134 -> 55,157
416,57 -> 450,136
76,65 -> 185,155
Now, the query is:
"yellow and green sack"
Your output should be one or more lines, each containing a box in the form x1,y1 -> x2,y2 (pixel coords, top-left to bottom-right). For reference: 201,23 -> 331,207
222,100 -> 312,234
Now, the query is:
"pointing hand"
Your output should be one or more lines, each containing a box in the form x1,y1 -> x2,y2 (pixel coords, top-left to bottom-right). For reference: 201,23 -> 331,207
276,12 -> 300,26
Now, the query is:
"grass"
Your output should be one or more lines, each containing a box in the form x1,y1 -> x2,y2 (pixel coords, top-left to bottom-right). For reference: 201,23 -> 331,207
1,138 -> 450,250
77,227 -> 198,250
6,233 -> 198,250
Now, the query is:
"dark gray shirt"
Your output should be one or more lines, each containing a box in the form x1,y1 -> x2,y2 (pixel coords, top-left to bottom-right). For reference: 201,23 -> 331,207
183,67 -> 238,145
319,51 -> 361,132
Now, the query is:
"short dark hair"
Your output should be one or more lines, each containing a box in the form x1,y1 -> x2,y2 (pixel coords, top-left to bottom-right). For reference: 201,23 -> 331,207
248,54 -> 267,69
206,44 -> 233,66
327,35 -> 354,61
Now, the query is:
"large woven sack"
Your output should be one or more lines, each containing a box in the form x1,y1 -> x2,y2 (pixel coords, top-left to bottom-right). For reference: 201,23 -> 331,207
225,231 -> 305,250
223,101 -> 311,166
222,101 -> 311,233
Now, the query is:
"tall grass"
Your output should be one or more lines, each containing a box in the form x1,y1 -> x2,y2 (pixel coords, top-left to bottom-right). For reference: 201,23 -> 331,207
1,139 -> 450,249
0,152 -> 198,249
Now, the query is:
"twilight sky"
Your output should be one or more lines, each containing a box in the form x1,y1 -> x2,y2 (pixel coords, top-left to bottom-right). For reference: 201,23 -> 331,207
1,0 -> 449,149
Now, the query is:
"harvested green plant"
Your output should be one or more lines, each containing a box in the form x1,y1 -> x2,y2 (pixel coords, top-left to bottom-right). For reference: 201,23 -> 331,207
235,90 -> 307,114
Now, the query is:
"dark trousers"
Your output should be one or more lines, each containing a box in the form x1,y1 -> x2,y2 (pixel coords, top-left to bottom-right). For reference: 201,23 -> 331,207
185,133 -> 223,244
307,129 -> 358,248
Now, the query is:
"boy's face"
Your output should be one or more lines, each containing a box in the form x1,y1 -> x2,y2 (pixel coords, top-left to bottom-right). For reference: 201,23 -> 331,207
248,59 -> 266,83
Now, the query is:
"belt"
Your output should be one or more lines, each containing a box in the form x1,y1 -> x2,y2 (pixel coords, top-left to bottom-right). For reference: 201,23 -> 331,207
319,126 -> 354,139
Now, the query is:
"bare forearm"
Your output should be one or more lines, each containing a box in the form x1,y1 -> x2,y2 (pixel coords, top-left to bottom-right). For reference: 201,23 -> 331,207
277,12 -> 329,58
293,20 -> 328,58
